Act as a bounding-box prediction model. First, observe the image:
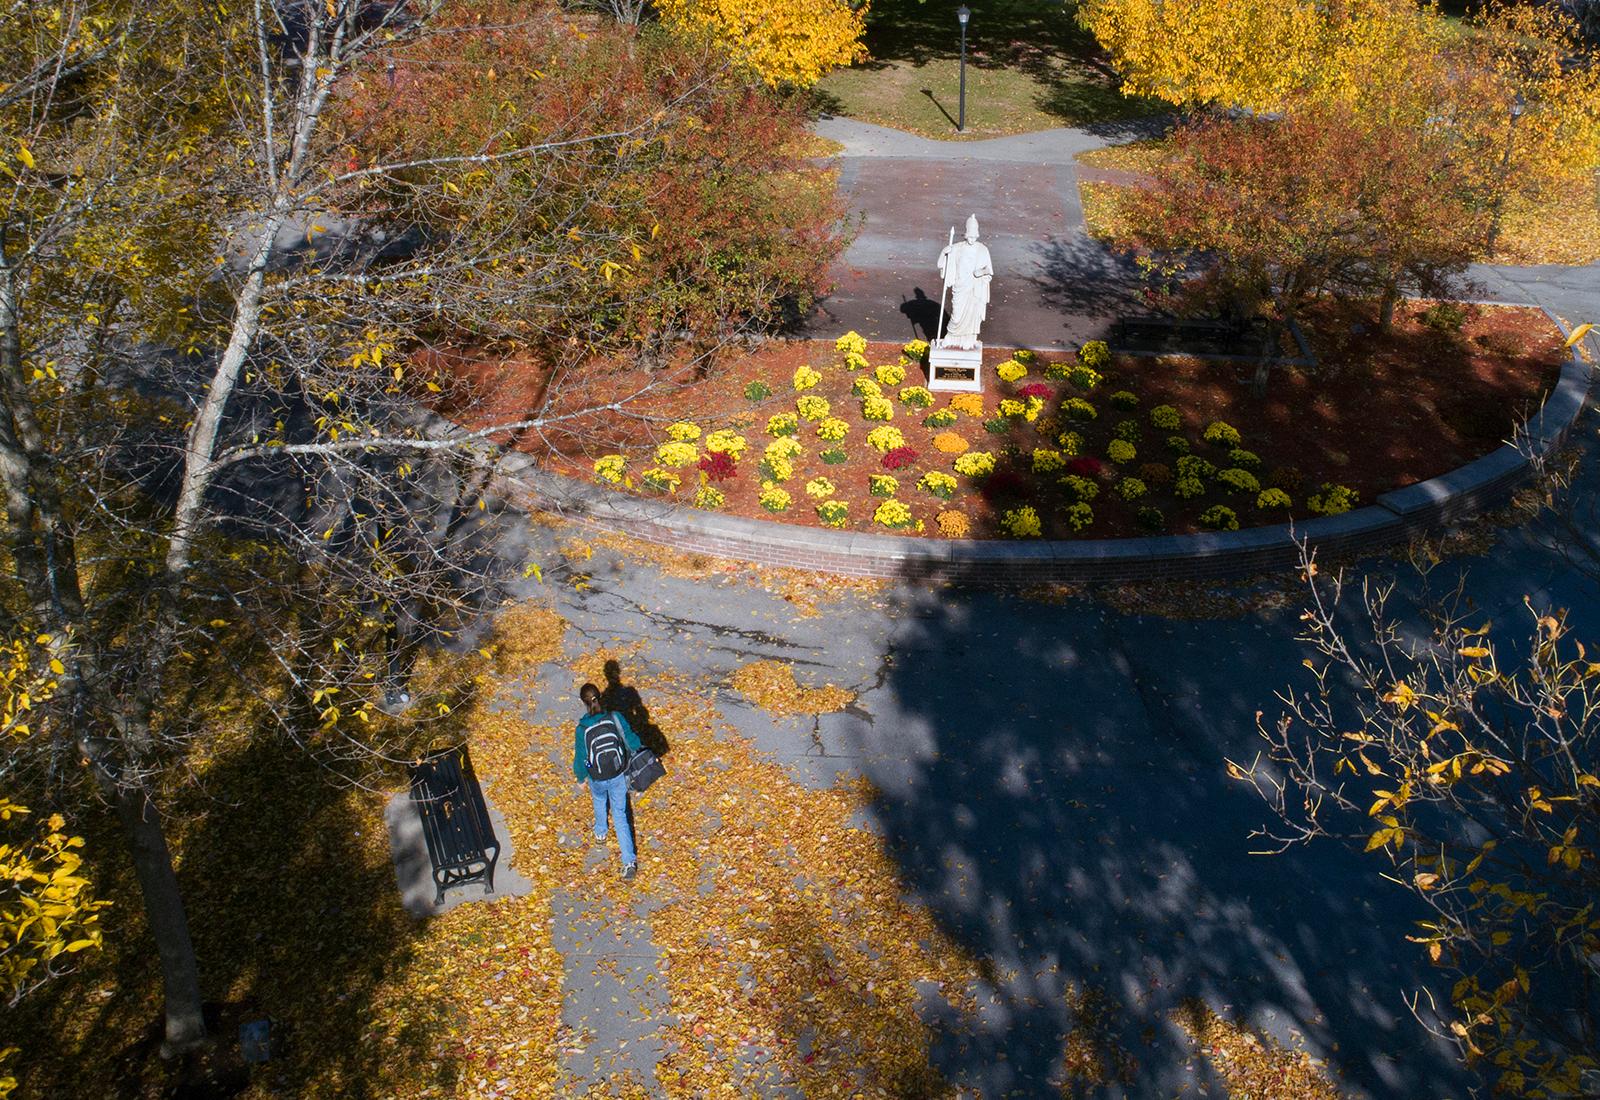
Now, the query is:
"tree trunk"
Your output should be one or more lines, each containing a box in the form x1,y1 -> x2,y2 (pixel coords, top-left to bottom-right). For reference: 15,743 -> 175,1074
1251,321 -> 1280,396
1378,279 -> 1399,332
114,782 -> 207,1055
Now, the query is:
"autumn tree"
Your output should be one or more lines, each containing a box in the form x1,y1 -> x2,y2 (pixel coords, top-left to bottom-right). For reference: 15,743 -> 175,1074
653,0 -> 867,87
1240,554 -> 1600,1098
1114,103 -> 1481,390
1,0 -> 848,1058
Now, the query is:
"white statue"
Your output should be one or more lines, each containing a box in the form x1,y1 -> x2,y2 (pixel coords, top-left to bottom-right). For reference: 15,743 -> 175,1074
937,214 -> 993,350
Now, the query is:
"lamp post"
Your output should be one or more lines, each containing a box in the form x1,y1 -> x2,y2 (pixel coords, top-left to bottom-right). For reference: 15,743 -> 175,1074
957,5 -> 970,133
1486,93 -> 1526,256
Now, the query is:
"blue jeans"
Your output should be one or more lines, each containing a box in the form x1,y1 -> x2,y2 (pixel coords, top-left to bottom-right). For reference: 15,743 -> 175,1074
589,774 -> 635,867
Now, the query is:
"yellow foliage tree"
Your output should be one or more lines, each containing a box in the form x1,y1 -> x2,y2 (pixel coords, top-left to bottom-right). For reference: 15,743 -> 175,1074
654,0 -> 868,87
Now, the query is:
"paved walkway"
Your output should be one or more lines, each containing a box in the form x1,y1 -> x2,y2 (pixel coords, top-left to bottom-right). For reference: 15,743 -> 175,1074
806,116 -> 1600,347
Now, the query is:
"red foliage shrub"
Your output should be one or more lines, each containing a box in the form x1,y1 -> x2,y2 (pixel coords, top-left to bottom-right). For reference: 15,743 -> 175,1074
881,446 -> 921,470
979,469 -> 1029,502
698,451 -> 739,481
1066,456 -> 1106,478
1018,382 -> 1053,400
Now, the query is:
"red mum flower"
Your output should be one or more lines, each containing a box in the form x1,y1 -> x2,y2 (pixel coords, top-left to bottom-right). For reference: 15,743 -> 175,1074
979,469 -> 1029,502
881,446 -> 921,470
1018,382 -> 1053,400
698,451 -> 738,481
1066,456 -> 1105,478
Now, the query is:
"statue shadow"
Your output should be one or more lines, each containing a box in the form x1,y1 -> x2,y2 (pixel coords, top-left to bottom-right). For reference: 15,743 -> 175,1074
898,288 -> 944,342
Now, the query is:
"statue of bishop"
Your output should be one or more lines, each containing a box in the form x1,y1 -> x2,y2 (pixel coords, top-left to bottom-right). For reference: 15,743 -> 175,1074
937,215 -> 993,350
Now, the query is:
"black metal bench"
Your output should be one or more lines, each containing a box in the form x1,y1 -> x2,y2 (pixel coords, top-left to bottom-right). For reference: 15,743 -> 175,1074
408,746 -> 500,905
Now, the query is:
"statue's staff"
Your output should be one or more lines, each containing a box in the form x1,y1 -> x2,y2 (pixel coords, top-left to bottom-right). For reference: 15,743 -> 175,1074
934,226 -> 954,347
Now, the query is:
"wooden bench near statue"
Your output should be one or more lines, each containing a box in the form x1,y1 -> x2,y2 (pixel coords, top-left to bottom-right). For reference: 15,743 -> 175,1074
408,746 -> 500,905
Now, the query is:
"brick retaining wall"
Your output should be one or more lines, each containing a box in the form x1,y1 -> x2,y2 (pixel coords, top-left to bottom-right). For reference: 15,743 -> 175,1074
490,341 -> 1593,586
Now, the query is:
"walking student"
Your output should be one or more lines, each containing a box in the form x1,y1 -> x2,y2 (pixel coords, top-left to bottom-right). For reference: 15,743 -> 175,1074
573,681 -> 643,879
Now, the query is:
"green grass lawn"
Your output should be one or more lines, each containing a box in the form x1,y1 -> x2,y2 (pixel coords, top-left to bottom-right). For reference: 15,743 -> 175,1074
813,0 -> 1161,138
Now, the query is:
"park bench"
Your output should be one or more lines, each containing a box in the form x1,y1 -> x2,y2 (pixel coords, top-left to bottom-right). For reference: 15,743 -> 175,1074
408,746 -> 500,905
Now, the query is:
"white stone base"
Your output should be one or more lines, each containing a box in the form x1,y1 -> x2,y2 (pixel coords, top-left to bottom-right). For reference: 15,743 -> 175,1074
928,341 -> 983,392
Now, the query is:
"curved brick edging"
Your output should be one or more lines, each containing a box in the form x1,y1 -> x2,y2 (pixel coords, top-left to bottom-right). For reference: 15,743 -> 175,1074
490,340 -> 1593,585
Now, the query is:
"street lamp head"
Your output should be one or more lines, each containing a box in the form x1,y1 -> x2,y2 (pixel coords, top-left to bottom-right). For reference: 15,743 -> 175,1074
958,4 -> 970,25
1510,93 -> 1526,119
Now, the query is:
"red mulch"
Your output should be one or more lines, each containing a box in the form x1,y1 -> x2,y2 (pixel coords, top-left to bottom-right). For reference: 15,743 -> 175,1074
430,299 -> 1567,540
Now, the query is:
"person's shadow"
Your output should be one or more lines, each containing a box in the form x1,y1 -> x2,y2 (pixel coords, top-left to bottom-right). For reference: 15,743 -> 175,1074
600,659 -> 670,759
899,288 -> 943,341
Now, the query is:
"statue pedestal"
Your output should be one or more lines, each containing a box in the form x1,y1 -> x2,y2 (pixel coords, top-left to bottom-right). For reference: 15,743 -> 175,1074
928,341 -> 983,392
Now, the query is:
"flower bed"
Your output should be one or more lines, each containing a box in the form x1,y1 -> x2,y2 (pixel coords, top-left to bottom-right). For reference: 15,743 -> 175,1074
464,302 -> 1568,540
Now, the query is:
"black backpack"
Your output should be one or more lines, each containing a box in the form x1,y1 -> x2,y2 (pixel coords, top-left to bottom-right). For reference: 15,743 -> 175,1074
584,713 -> 627,781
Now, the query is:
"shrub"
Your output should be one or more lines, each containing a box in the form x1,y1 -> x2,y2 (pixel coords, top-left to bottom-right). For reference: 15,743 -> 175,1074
1308,483 -> 1359,515
1109,390 -> 1139,411
997,360 -> 1028,383
693,484 -> 725,510
793,364 -> 822,392
874,362 -> 906,387
704,429 -> 748,459
666,422 -> 701,443
1217,467 -> 1261,495
1044,360 -> 1072,381
861,395 -> 894,421
1113,418 -> 1141,443
1256,488 -> 1292,510
979,470 -> 1029,503
949,393 -> 986,418
759,455 -> 794,482
1227,448 -> 1261,470
851,375 -> 881,398
816,417 -> 848,442
759,484 -> 792,512
924,408 -> 958,428
1066,456 -> 1106,478
881,446 -> 920,470
744,380 -> 773,401
998,398 -> 1026,420
1137,505 -> 1165,531
1062,397 -> 1097,421
1173,476 -> 1205,499
866,425 -> 906,453
843,351 -> 869,372
873,499 -> 914,529
1032,448 -> 1065,474
1069,364 -> 1102,391
655,441 -> 699,468
796,395 -> 830,421
935,508 -> 970,537
766,413 -> 798,437
902,339 -> 930,363
593,454 -> 626,484
820,447 -> 848,464
1018,382 -> 1053,402
1419,301 -> 1469,333
953,451 -> 996,478
983,417 -> 1011,435
1001,506 -> 1042,538
933,431 -> 970,454
1268,465 -> 1304,491
804,476 -> 836,499
1148,405 -> 1181,431
1107,439 -> 1137,464
1013,349 -> 1037,365
816,499 -> 848,528
1058,430 -> 1084,456
1077,339 -> 1111,370
918,471 -> 958,498
1199,504 -> 1240,531
698,450 -> 738,481
835,331 -> 867,357
1202,420 -> 1242,448
1063,501 -> 1094,531
1022,395 -> 1046,422
1176,455 -> 1216,480
1116,477 -> 1148,501
1165,435 -> 1191,456
766,436 -> 803,460
868,473 -> 898,497
641,467 -> 680,493
1138,462 -> 1172,486
1059,474 -> 1099,502
899,386 -> 934,408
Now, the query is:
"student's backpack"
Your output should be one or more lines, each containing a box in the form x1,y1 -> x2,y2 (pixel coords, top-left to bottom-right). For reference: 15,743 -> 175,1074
584,713 -> 627,781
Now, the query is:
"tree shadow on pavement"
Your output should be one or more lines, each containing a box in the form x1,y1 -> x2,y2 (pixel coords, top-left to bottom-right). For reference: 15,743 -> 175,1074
861,583 -> 1473,1097
1028,234 -> 1147,321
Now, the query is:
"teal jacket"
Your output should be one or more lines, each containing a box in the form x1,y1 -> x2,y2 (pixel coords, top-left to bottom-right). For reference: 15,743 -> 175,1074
573,710 -> 642,781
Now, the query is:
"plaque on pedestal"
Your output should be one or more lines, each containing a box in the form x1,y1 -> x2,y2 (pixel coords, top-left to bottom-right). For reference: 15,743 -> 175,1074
928,340 -> 983,392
